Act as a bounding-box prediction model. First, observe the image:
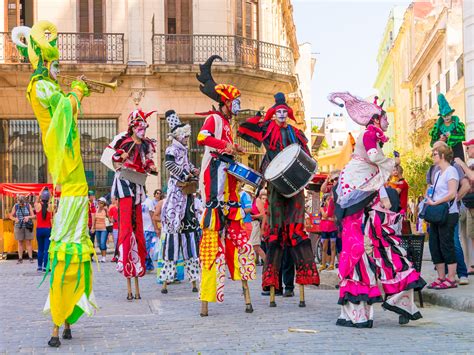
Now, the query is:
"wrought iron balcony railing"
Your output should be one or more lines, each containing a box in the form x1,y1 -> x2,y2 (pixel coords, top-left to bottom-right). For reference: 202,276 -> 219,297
0,32 -> 124,64
152,34 -> 294,76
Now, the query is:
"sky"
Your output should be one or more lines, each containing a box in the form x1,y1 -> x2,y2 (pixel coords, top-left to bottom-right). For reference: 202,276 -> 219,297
292,0 -> 411,124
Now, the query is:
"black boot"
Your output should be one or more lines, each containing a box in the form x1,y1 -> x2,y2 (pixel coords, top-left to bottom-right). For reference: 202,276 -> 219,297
48,336 -> 61,347
62,328 -> 72,340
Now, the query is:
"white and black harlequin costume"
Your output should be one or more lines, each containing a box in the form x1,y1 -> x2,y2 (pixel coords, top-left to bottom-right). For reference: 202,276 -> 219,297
158,110 -> 201,283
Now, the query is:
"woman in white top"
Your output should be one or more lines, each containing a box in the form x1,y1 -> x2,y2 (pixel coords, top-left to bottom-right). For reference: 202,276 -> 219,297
425,144 -> 459,289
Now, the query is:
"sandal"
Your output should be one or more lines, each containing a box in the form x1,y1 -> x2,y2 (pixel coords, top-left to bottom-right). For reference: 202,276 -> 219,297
427,278 -> 444,289
433,279 -> 457,290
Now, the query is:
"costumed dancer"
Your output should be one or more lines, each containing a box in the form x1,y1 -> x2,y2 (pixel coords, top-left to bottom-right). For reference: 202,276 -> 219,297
429,93 -> 466,160
196,55 -> 256,316
110,108 -> 157,300
158,109 -> 201,294
327,92 -> 426,328
12,22 -> 97,347
238,93 -> 320,307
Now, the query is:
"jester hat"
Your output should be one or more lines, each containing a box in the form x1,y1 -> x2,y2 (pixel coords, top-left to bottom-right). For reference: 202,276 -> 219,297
263,92 -> 296,121
197,55 -> 241,104
437,94 -> 455,117
328,92 -> 385,126
128,108 -> 157,127
12,21 -> 59,71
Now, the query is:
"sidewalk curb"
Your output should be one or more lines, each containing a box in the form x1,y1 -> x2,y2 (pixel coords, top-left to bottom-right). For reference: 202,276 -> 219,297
422,288 -> 474,313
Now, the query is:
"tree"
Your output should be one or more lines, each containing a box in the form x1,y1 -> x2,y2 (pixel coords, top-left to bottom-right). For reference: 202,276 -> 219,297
400,150 -> 432,201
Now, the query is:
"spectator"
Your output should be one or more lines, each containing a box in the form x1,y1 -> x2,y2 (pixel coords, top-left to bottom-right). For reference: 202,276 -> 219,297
34,188 -> 53,272
153,189 -> 163,209
319,192 -> 337,271
454,139 -> 474,274
388,165 -> 411,233
88,190 -> 97,247
108,197 -> 119,262
425,144 -> 459,289
415,196 -> 426,234
143,195 -> 158,272
427,141 -> 470,285
239,184 -> 255,251
251,188 -> 267,265
10,195 -> 35,264
92,197 -> 109,263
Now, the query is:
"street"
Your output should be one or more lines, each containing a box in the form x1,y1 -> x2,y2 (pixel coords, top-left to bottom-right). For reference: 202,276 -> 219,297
1,259 -> 473,354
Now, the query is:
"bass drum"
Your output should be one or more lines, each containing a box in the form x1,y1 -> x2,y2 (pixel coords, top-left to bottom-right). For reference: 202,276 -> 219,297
264,144 -> 318,198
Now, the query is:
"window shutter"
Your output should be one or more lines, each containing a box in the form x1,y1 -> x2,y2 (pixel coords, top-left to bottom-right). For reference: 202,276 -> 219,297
93,0 -> 104,33
79,0 -> 89,32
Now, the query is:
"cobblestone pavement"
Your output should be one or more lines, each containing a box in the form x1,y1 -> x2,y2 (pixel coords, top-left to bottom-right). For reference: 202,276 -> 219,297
1,259 -> 473,354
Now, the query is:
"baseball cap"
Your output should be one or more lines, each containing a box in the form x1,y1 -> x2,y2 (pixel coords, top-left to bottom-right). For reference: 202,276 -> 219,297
462,138 -> 474,146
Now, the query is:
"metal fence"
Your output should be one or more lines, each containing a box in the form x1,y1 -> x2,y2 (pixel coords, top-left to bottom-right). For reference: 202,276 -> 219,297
0,32 -> 124,64
0,118 -> 117,197
152,34 -> 294,76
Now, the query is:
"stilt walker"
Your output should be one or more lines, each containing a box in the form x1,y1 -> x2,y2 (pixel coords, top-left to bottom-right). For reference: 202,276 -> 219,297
196,55 -> 256,316
12,21 -> 98,347
238,93 -> 320,307
158,110 -> 201,294
109,108 -> 157,300
328,92 -> 426,328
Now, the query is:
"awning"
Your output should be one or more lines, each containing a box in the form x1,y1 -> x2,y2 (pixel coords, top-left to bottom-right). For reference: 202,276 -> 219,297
0,183 -> 59,197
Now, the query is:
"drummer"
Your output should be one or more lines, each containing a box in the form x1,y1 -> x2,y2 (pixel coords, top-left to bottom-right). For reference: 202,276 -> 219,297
238,92 -> 320,302
196,55 -> 256,317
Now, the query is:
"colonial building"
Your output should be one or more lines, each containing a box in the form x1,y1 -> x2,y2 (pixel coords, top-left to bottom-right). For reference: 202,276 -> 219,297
0,0 -> 313,198
464,0 -> 474,139
374,0 -> 465,155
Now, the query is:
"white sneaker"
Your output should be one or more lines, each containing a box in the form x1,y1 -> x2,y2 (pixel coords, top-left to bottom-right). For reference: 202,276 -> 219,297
459,277 -> 469,285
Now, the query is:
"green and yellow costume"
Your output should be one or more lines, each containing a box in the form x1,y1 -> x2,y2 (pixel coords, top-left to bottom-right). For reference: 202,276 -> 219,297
13,21 -> 97,326
429,94 -> 465,159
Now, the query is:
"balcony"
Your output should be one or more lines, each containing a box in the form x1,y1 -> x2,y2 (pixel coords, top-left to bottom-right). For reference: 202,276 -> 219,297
152,34 -> 294,76
0,32 -> 124,64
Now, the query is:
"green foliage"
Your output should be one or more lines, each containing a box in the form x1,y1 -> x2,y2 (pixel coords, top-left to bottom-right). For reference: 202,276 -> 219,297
400,150 -> 432,200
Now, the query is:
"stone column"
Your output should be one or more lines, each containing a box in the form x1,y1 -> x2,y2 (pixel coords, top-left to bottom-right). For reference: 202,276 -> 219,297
464,0 -> 474,139
127,0 -> 146,65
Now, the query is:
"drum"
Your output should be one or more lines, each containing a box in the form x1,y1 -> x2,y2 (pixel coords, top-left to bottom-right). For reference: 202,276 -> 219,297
227,161 -> 263,188
264,144 -> 317,198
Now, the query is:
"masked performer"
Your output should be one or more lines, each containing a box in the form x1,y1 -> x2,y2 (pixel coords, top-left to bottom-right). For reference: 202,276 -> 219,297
238,93 -> 320,307
429,94 -> 466,160
196,55 -> 256,316
12,21 -> 97,347
110,108 -> 157,300
158,110 -> 201,294
328,93 -> 426,328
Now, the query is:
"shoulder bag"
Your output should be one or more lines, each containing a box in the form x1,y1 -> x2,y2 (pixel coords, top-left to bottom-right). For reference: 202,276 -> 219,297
419,173 -> 451,224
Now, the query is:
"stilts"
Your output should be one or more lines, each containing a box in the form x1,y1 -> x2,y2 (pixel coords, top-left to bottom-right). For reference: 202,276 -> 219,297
299,284 -> 306,307
161,281 -> 168,294
126,278 -> 133,300
200,301 -> 209,317
134,277 -> 141,299
191,280 -> 198,293
242,280 -> 253,313
269,286 -> 277,307
48,325 -> 61,347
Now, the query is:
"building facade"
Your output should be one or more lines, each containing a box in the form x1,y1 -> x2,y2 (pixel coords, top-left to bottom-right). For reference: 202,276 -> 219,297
464,0 -> 474,140
0,0 -> 311,197
374,0 -> 465,155
373,5 -> 405,154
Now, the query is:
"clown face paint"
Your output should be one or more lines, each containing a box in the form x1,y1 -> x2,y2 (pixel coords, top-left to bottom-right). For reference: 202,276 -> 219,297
442,113 -> 452,124
133,120 -> 148,139
380,114 -> 389,132
178,134 -> 190,146
231,98 -> 241,115
49,60 -> 60,80
276,108 -> 288,123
